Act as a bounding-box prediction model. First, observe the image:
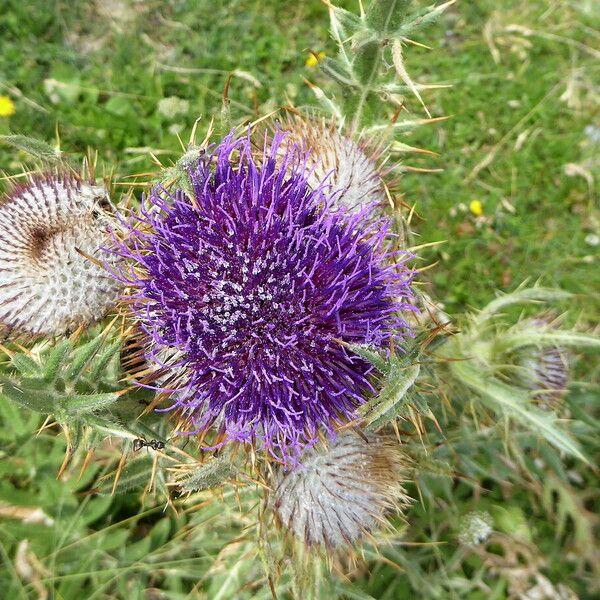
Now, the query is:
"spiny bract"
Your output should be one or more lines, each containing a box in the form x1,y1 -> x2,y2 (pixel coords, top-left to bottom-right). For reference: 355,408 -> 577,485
273,431 -> 409,547
111,131 -> 415,459
0,175 -> 121,336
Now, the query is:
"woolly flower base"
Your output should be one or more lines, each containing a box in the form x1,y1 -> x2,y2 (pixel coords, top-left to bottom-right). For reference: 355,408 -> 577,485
0,175 -> 120,336
112,131 -> 415,459
273,431 -> 409,547
281,116 -> 387,214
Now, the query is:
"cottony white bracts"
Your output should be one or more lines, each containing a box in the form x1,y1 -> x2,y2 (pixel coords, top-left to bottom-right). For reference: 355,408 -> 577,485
273,431 -> 409,547
0,175 -> 120,336
282,117 -> 387,214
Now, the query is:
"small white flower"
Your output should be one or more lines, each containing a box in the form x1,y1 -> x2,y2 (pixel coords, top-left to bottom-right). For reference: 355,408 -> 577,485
458,511 -> 493,546
0,175 -> 121,336
157,96 -> 189,120
273,431 -> 409,547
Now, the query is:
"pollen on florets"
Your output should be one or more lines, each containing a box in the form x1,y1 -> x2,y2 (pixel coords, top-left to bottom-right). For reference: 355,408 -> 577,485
111,130 -> 416,459
0,174 -> 121,337
281,116 -> 388,214
273,431 -> 410,547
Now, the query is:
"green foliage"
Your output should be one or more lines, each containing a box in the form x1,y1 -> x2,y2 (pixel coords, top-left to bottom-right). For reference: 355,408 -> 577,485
321,0 -> 452,126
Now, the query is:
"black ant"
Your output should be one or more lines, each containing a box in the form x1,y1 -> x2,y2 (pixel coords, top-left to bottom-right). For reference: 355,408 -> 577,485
132,438 -> 165,452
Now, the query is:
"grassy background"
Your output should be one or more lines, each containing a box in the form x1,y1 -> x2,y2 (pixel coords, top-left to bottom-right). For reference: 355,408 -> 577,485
0,0 -> 598,598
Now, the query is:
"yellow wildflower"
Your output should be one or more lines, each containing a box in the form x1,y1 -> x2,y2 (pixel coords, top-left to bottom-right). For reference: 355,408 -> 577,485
0,95 -> 16,118
305,51 -> 326,68
469,199 -> 483,217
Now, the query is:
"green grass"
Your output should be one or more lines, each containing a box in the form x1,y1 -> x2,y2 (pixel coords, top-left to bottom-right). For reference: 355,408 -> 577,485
0,0 -> 598,598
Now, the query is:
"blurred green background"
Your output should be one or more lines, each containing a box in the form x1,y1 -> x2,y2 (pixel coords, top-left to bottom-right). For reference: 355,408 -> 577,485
0,0 -> 598,598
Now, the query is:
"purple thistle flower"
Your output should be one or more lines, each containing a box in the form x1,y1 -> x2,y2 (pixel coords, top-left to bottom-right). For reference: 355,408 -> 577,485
112,131 -> 415,459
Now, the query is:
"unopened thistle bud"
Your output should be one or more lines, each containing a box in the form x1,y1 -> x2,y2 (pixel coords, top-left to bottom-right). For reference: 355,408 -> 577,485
0,174 -> 121,336
514,316 -> 570,409
281,116 -> 387,214
273,431 -> 410,547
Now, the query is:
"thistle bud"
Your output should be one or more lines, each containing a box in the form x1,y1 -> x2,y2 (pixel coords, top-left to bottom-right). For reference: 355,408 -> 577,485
0,174 -> 121,336
281,116 -> 387,214
273,431 -> 410,547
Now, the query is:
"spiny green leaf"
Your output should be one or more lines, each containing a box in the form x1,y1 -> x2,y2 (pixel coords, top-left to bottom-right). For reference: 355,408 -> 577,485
0,134 -> 62,163
450,359 -> 587,462
43,339 -> 72,382
365,0 -> 410,34
497,329 -> 600,355
62,391 -> 121,415
10,353 -> 41,377
82,413 -> 139,440
180,453 -> 237,493
395,1 -> 456,37
349,343 -> 390,374
361,362 -> 421,425
66,335 -> 106,380
328,4 -> 363,41
0,378 -> 57,413
473,287 -> 572,326
89,340 -> 121,381
97,457 -> 154,495
0,394 -> 28,437
352,40 -> 381,86
319,57 -> 357,88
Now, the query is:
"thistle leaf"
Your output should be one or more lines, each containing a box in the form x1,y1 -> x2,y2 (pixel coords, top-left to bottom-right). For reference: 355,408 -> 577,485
66,336 -> 106,380
497,329 -> 600,354
63,391 -> 121,415
0,378 -> 57,413
319,58 -> 357,88
180,453 -> 237,493
43,339 -> 72,382
98,457 -> 155,495
473,287 -> 572,326
349,343 -> 391,374
360,362 -> 421,426
89,340 -> 121,381
10,353 -> 42,377
365,0 -> 411,34
450,358 -> 587,462
395,1 -> 456,36
0,134 -> 62,164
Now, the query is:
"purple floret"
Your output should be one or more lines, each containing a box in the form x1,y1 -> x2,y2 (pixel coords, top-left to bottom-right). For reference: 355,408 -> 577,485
112,131 -> 416,459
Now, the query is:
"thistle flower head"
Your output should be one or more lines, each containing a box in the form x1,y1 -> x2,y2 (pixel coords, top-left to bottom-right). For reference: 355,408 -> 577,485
273,431 -> 409,547
281,116 -> 387,213
113,131 -> 415,458
0,174 -> 121,336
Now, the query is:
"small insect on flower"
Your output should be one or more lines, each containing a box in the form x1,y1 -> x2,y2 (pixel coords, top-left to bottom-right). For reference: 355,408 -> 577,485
281,116 -> 388,214
273,431 -> 410,548
112,131 -> 415,459
0,95 -> 16,118
0,174 -> 121,336
132,438 -> 165,452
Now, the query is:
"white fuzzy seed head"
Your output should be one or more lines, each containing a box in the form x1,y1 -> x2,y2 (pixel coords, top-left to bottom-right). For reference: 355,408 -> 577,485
458,511 -> 494,546
273,431 -> 409,548
282,117 -> 386,214
0,175 -> 121,336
